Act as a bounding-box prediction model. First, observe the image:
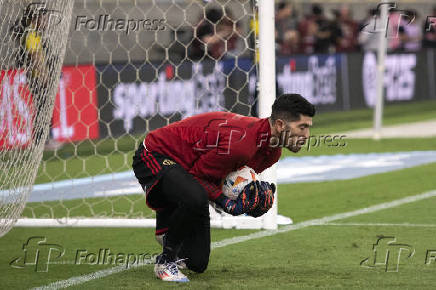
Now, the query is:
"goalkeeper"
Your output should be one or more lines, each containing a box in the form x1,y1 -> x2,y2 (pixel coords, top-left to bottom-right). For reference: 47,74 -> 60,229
132,94 -> 315,282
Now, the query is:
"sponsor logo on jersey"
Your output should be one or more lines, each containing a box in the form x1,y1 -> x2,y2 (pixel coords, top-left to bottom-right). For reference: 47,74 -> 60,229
162,159 -> 176,166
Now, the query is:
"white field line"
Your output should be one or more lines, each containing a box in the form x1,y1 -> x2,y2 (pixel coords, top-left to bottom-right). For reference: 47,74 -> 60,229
51,222 -> 436,265
321,222 -> 436,227
32,189 -> 436,290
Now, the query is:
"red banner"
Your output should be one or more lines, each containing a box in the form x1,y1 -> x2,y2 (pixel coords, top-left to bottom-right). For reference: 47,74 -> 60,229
51,65 -> 99,142
0,70 -> 33,149
0,65 -> 99,149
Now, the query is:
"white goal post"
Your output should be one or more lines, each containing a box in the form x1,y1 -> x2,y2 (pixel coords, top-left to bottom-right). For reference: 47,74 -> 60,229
2,0 -> 290,232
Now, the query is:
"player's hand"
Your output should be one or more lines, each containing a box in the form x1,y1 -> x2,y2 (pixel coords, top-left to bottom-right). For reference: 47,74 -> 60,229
236,181 -> 260,213
247,181 -> 275,218
259,181 -> 275,207
215,181 -> 259,216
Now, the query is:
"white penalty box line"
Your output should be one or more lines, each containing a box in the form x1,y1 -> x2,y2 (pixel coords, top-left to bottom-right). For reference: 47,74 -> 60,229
32,189 -> 436,290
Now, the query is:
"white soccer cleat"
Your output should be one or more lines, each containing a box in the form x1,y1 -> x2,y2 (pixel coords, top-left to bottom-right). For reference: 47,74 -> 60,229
155,234 -> 187,270
154,255 -> 189,282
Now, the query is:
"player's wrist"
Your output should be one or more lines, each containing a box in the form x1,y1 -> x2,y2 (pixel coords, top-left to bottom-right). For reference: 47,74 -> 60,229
214,193 -> 229,207
214,193 -> 244,216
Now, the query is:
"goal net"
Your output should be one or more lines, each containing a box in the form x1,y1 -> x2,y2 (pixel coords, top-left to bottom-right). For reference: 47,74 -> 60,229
4,0 -> 284,232
0,0 -> 74,237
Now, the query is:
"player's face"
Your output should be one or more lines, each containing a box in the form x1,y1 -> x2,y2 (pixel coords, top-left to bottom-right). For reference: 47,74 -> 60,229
277,115 -> 312,153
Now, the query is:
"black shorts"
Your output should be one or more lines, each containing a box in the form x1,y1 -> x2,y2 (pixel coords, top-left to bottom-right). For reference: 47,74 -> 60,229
132,143 -> 179,211
133,143 -> 211,272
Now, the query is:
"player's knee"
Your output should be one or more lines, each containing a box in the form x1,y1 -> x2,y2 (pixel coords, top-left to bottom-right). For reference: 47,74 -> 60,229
190,263 -> 208,273
187,256 -> 209,273
185,189 -> 209,216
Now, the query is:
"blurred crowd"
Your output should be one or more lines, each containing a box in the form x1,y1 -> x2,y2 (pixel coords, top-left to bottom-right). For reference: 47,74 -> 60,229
189,6 -> 242,60
188,3 -> 436,61
276,2 -> 436,55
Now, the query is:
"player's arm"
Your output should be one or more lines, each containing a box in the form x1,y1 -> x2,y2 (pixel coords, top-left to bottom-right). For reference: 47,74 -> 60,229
188,129 -> 261,215
189,126 -> 256,185
193,176 -> 259,216
189,148 -> 251,186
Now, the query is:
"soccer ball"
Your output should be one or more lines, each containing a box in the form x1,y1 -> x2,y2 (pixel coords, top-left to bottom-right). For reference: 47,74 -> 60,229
222,166 -> 259,200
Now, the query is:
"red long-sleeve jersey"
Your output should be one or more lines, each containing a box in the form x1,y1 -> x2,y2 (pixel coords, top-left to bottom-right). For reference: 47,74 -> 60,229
144,111 -> 282,200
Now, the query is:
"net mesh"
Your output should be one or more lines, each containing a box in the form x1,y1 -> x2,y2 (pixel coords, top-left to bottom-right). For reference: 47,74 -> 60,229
0,0 -> 74,236
5,0 -> 258,225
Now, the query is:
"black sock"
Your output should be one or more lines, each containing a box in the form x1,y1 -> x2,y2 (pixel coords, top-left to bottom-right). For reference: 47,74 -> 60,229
161,234 -> 181,262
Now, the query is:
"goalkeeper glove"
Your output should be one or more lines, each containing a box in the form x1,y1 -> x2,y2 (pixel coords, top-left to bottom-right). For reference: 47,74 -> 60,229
247,181 -> 275,218
215,181 -> 260,216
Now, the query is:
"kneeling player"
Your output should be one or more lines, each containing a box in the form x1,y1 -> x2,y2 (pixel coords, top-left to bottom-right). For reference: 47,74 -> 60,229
132,94 -> 315,282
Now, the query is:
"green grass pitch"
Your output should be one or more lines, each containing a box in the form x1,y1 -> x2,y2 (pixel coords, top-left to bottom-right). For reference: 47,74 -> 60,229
2,100 -> 436,289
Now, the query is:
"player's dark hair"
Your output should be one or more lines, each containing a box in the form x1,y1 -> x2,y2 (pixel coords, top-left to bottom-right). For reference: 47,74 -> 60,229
271,94 -> 316,122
